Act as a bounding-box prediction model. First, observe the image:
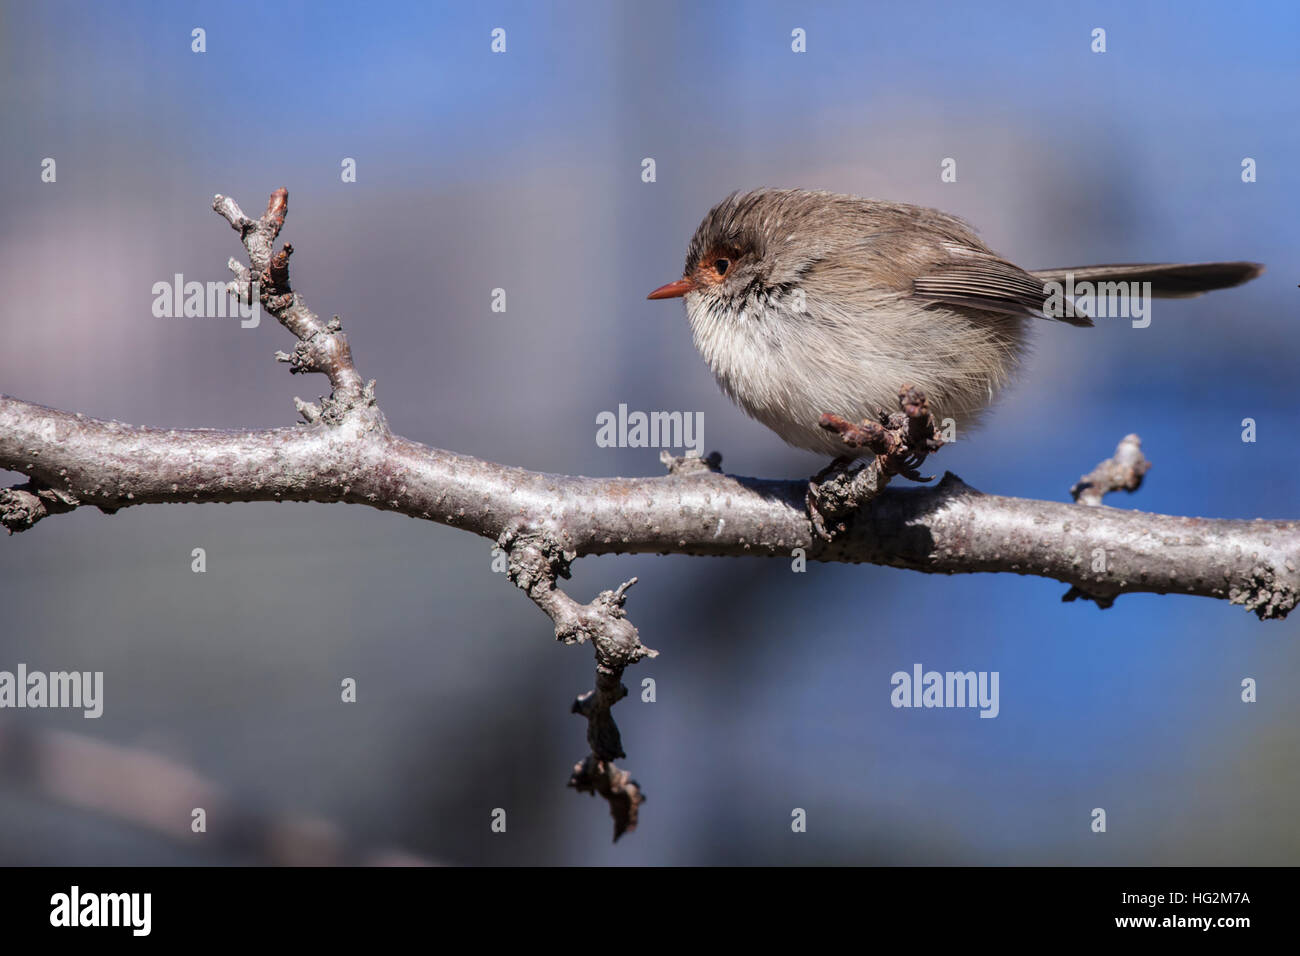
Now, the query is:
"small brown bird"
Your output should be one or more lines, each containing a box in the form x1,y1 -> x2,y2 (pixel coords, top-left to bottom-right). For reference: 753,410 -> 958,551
649,189 -> 1262,458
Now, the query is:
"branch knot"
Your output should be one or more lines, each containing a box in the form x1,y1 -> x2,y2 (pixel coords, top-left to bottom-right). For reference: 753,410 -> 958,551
1,481 -> 79,534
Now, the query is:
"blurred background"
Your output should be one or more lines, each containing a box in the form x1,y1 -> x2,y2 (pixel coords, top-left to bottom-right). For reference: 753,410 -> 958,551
0,0 -> 1297,864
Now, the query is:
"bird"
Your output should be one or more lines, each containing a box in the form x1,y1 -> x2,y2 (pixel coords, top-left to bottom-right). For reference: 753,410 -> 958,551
647,188 -> 1263,461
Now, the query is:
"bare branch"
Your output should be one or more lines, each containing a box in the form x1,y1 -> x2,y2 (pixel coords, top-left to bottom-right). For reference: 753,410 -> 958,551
501,530 -> 655,839
2,395 -> 1297,619
212,188 -> 369,417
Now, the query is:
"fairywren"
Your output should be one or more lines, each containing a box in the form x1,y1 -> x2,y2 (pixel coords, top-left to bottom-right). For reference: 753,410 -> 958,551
649,189 -> 1262,459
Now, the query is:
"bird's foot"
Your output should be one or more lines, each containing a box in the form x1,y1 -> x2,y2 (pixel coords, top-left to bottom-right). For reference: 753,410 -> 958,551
807,386 -> 945,540
819,385 -> 945,481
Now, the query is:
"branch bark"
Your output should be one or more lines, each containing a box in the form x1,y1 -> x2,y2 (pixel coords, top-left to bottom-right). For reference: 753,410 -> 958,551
3,396 -> 1294,618
3,190 -> 1297,836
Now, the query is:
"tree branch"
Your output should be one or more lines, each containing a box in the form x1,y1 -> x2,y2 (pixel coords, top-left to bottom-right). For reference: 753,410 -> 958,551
3,396 -> 1294,617
3,190 -> 1296,836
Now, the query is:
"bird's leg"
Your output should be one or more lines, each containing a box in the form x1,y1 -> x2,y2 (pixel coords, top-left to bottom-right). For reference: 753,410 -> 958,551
806,385 -> 946,540
821,384 -> 944,480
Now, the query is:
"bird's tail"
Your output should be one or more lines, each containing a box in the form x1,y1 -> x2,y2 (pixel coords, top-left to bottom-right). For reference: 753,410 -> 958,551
1030,262 -> 1264,298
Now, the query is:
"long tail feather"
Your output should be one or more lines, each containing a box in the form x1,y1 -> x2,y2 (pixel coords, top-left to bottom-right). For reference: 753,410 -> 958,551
1030,262 -> 1264,298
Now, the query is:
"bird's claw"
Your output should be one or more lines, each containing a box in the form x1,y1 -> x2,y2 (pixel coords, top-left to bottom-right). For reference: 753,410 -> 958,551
807,386 -> 945,539
818,384 -> 944,480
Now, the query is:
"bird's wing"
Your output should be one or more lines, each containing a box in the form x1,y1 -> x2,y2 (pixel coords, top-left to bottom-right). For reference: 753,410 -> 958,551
912,249 -> 1093,328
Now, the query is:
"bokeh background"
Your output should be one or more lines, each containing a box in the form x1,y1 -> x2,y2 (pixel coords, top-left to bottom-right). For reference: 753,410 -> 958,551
1,0 -> 1297,864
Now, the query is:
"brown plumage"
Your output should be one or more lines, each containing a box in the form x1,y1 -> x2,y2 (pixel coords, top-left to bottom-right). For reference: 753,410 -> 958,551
649,188 -> 1263,457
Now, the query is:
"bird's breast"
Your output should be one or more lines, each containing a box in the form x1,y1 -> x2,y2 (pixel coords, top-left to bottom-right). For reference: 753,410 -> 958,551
683,290 -> 1026,456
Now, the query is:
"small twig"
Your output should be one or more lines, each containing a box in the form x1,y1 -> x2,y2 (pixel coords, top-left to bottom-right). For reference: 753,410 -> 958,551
569,755 -> 644,842
0,480 -> 80,535
1063,434 -> 1153,608
501,530 -> 656,839
1071,434 -> 1151,506
659,449 -> 723,475
212,189 -> 370,420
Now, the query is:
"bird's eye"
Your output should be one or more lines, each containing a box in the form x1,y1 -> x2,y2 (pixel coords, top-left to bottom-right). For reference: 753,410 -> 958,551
714,258 -> 731,275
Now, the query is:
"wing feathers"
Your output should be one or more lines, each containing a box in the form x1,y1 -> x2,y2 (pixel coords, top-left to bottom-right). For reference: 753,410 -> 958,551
913,261 -> 1094,327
